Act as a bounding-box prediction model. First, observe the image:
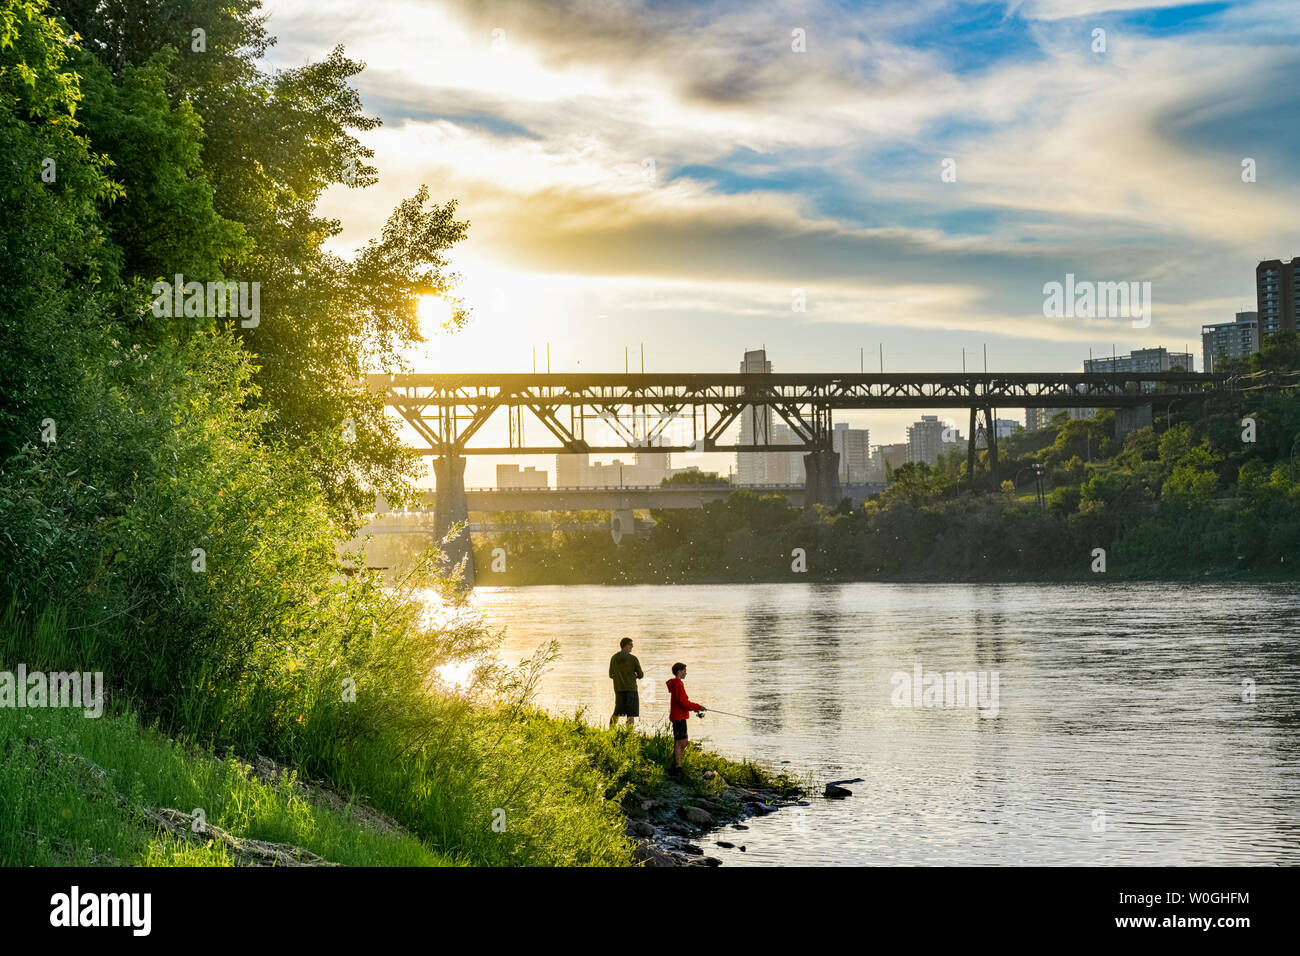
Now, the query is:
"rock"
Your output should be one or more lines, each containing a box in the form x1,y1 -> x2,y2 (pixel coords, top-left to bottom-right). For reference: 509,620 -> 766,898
731,823 -> 749,831
665,821 -> 695,836
827,777 -> 864,786
824,784 -> 852,799
716,841 -> 735,849
640,799 -> 660,813
702,770 -> 728,787
143,808 -> 340,867
702,856 -> 722,867
681,843 -> 703,855
679,806 -> 714,826
632,841 -> 681,867
739,846 -> 746,852
627,820 -> 657,838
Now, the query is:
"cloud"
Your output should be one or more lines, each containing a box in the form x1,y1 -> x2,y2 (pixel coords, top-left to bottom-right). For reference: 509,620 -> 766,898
1009,0 -> 1213,18
265,0 -> 1297,361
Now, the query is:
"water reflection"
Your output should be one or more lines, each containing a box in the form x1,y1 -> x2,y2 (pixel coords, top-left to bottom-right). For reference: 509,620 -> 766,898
467,581 -> 1300,865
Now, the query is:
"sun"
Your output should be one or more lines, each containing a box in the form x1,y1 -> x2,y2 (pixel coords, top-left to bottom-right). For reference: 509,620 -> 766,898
417,294 -> 456,332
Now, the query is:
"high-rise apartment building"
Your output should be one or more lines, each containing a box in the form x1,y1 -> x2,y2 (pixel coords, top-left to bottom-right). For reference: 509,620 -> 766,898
1201,311 -> 1260,372
1025,408 -> 1047,431
908,415 -> 960,466
1257,258 -> 1299,337
769,423 -> 803,484
736,348 -> 774,485
833,423 -> 871,484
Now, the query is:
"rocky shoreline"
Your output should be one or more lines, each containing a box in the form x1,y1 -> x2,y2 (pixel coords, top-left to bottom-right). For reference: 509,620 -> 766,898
624,769 -> 810,867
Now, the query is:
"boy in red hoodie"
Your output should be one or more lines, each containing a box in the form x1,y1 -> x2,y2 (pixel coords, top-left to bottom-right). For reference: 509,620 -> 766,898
666,662 -> 706,776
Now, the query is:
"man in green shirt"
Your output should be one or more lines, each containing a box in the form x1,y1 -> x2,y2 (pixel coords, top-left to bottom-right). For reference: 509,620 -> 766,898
609,637 -> 644,728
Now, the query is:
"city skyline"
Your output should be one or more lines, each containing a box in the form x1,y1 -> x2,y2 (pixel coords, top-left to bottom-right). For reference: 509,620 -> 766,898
255,0 -> 1298,482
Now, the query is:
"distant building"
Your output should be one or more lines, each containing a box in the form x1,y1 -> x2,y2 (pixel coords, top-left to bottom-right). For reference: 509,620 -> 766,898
1083,347 -> 1194,375
1024,408 -> 1047,431
496,464 -> 548,488
736,348 -> 777,485
633,449 -> 674,485
555,452 -> 585,487
971,419 -> 1017,450
731,348 -> 811,485
907,415 -> 962,466
1202,311 -> 1260,372
1257,258 -> 1299,337
870,442 -> 910,481
770,423 -> 803,484
555,446 -> 686,488
833,423 -> 871,484
1080,348 -> 1192,416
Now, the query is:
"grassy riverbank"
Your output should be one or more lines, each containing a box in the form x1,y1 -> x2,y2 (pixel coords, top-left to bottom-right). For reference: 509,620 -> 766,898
1,605 -> 798,866
0,705 -> 451,866
0,699 -> 800,866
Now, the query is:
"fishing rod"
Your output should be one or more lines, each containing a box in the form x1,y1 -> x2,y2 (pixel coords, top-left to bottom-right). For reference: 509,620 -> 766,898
696,707 -> 756,720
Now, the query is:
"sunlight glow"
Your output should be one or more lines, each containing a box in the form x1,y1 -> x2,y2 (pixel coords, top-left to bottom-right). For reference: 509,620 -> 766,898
417,294 -> 456,331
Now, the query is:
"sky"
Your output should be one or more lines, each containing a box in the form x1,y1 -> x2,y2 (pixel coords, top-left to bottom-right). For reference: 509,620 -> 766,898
260,0 -> 1300,480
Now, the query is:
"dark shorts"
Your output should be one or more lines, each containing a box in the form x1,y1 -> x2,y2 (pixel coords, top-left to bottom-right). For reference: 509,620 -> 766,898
613,690 -> 639,717
671,718 -> 689,740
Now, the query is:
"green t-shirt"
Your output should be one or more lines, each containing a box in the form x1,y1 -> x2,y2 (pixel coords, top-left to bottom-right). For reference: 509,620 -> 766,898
609,651 -> 644,692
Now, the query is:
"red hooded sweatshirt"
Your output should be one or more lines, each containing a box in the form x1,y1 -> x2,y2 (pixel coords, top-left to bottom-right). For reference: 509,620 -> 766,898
666,677 -> 702,722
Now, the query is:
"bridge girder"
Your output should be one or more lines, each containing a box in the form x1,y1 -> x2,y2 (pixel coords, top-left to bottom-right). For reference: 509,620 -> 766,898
369,371 -> 1225,456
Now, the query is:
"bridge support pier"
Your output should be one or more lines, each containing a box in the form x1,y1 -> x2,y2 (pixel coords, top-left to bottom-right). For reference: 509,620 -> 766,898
610,508 -> 635,545
1114,404 -> 1153,443
803,448 -> 841,508
432,453 -> 474,587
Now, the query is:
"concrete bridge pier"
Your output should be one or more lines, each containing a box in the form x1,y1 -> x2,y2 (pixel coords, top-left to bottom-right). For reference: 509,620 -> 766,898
803,447 -> 842,508
432,453 -> 474,587
610,508 -> 635,545
1114,404 -> 1153,443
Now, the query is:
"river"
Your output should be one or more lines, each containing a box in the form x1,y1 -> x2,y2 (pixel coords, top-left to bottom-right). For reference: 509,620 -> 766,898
470,582 -> 1300,866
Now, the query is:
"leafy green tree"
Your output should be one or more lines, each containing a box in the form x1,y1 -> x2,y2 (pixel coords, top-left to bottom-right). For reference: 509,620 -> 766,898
661,469 -> 727,485
0,0 -> 121,458
1163,444 -> 1218,502
52,0 -> 471,527
880,461 -> 948,506
72,46 -> 246,288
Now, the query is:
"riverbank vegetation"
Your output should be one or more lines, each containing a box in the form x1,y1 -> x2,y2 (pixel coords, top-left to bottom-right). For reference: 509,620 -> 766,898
473,339 -> 1300,584
1,0 -> 793,867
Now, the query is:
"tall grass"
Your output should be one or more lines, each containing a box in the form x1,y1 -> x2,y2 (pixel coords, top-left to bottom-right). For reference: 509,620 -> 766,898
0,704 -> 453,866
1,590 -> 635,866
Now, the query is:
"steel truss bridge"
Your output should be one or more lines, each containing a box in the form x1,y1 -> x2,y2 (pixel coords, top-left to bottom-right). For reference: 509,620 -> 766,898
368,370 -> 1226,583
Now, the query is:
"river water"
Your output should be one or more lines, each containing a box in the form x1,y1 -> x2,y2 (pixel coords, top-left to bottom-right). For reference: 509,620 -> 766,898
471,582 -> 1300,866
